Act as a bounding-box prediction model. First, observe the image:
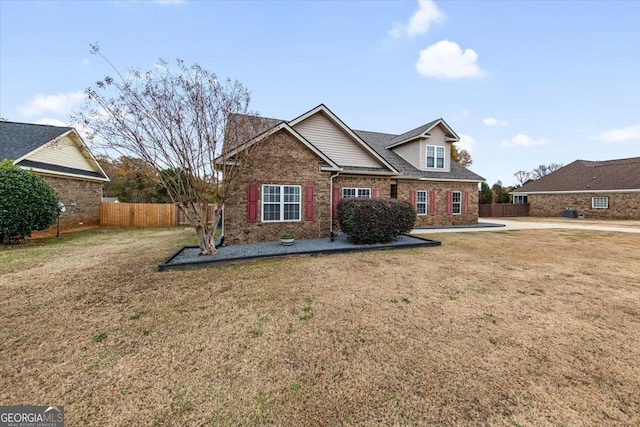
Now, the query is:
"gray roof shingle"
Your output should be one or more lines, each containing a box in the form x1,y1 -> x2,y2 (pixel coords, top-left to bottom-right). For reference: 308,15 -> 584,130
225,111 -> 485,182
514,157 -> 640,193
354,129 -> 484,181
0,121 -> 72,160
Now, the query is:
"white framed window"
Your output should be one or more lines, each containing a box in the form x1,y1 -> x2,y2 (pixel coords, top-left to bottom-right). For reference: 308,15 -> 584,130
416,190 -> 427,215
426,145 -> 445,169
452,191 -> 462,215
592,197 -> 608,209
513,195 -> 528,204
342,187 -> 371,198
262,185 -> 301,222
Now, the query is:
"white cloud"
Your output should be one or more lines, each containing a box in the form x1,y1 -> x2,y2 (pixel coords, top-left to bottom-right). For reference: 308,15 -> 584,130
483,117 -> 508,127
154,0 -> 186,4
500,133 -> 551,148
416,40 -> 484,79
457,134 -> 476,153
18,92 -> 85,117
80,58 -> 90,67
590,125 -> 640,143
462,109 -> 469,117
389,0 -> 444,38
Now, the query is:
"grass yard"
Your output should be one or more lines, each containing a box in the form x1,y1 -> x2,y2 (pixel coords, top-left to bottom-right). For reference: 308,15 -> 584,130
1,227 -> 639,426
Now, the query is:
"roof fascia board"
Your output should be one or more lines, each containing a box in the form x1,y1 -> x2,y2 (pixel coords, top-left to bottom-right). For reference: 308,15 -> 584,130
289,104 -> 399,173
68,129 -> 110,180
511,189 -> 640,195
416,177 -> 484,183
338,170 -> 400,177
18,166 -> 110,182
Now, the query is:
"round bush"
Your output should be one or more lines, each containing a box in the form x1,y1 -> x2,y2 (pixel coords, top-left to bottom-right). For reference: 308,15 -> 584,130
0,160 -> 59,242
337,197 -> 416,244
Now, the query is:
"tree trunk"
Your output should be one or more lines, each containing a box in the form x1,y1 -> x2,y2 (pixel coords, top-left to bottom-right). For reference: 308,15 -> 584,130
178,202 -> 221,255
195,221 -> 218,255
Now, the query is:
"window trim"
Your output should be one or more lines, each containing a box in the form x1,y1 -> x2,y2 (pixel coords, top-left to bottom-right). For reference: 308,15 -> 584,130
342,187 -> 371,198
261,184 -> 302,222
592,196 -> 609,209
452,191 -> 462,215
426,145 -> 446,170
416,190 -> 428,215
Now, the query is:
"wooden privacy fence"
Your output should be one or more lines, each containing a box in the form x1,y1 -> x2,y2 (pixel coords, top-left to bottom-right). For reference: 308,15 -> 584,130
479,204 -> 529,217
100,202 -> 217,227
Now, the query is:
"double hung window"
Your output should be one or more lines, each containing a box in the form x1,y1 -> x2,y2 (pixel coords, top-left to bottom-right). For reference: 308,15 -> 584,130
262,185 -> 301,221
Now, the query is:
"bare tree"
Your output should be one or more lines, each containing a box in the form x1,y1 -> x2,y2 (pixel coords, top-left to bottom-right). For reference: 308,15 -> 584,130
513,170 -> 532,186
74,45 -> 266,255
531,163 -> 563,180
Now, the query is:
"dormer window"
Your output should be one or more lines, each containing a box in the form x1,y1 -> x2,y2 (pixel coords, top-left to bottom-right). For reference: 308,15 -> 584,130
426,145 -> 445,169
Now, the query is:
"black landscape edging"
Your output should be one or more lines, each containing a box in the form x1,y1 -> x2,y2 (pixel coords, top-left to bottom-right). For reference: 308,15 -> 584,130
158,234 -> 441,271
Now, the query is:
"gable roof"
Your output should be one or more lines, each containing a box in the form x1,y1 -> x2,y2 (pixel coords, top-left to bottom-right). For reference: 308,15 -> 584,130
386,118 -> 459,149
0,121 -> 72,160
354,129 -> 484,182
0,120 -> 109,181
289,104 -> 398,173
512,157 -> 640,194
222,106 -> 484,182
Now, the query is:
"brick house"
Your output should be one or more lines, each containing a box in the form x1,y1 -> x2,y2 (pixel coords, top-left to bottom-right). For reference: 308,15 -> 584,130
511,157 -> 640,219
0,121 -> 109,229
222,104 -> 484,244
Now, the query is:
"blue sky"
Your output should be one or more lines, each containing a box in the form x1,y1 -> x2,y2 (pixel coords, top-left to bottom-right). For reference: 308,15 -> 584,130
1,0 -> 639,186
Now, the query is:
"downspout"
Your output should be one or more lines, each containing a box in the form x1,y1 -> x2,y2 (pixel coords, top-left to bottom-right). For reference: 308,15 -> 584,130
329,170 -> 341,238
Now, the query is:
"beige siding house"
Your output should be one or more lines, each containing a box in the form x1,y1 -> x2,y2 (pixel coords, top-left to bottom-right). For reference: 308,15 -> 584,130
222,104 -> 484,244
0,121 -> 109,229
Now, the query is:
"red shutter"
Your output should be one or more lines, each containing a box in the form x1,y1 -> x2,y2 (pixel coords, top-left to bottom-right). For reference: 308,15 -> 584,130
410,190 -> 416,208
463,191 -> 470,214
305,185 -> 314,221
247,184 -> 258,222
374,188 -> 381,199
332,187 -> 340,219
446,191 -> 453,215
429,191 -> 436,215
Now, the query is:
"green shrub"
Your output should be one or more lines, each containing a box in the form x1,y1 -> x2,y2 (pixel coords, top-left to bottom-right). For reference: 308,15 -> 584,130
0,160 -> 59,243
337,198 -> 416,244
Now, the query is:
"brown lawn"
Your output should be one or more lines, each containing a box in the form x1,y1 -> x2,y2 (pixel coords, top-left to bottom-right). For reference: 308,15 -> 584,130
1,227 -> 639,426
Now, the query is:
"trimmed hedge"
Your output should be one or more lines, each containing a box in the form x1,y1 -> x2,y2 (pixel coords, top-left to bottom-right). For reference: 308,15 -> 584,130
337,198 -> 416,244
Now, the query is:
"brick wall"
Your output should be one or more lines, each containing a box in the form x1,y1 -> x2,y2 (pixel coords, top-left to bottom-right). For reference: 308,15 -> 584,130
397,180 -> 479,226
529,192 -> 640,219
40,175 -> 103,228
224,130 -> 332,244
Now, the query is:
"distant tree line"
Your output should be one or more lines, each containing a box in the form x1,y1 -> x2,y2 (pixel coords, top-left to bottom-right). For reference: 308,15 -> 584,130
479,163 -> 563,204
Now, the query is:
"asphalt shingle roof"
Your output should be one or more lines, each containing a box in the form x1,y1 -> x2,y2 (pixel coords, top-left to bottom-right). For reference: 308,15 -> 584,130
354,129 -> 484,181
0,121 -> 72,160
514,157 -> 640,192
225,111 -> 485,182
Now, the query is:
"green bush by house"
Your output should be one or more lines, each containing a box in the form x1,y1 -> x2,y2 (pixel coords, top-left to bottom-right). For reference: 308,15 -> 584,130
0,160 -> 59,243
337,198 -> 416,244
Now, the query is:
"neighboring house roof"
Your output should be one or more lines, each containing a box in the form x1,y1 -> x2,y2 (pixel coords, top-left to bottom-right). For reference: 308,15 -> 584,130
223,105 -> 484,182
0,121 -> 72,160
512,157 -> 640,194
0,120 -> 109,181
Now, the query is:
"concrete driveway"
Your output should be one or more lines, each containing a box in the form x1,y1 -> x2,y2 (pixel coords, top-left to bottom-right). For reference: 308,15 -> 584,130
412,218 -> 640,234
